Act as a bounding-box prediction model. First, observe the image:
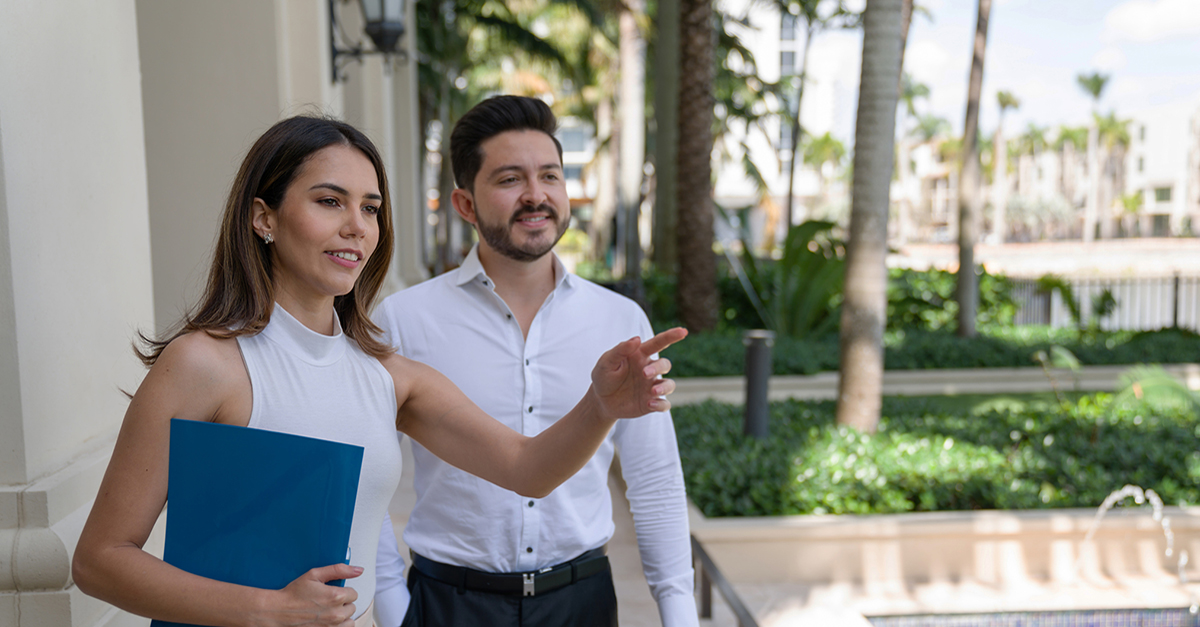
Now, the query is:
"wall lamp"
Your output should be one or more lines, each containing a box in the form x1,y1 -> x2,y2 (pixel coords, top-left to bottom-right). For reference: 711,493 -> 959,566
330,0 -> 407,82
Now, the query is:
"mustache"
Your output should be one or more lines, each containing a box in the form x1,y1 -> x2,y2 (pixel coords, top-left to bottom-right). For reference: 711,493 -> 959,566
510,203 -> 559,224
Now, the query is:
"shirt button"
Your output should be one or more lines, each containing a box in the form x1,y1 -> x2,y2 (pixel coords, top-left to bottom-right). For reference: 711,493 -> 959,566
528,500 -> 535,508
527,406 -> 534,413
526,547 -> 533,553
482,279 -> 489,286
506,314 -> 513,320
525,358 -> 530,366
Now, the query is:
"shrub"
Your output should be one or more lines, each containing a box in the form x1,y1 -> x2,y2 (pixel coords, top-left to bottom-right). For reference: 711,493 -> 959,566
664,326 -> 1200,378
676,395 -> 1200,517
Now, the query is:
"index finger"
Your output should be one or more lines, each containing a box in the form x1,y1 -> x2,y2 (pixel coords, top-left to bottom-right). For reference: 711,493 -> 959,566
638,327 -> 688,357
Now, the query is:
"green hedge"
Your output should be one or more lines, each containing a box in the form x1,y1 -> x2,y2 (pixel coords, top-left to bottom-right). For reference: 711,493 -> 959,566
665,326 -> 1200,377
676,395 -> 1200,517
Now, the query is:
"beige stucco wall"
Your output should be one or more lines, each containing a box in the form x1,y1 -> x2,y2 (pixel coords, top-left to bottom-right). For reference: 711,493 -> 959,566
0,1 -> 154,487
137,0 -> 337,333
0,2 -> 155,626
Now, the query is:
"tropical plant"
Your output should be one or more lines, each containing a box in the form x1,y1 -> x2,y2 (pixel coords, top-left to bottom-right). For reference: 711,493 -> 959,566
837,0 -> 904,434
955,0 -> 993,339
739,220 -> 845,338
1035,274 -> 1118,336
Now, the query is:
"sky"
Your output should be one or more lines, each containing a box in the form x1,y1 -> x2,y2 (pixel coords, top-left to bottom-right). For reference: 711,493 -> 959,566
797,0 -> 1200,142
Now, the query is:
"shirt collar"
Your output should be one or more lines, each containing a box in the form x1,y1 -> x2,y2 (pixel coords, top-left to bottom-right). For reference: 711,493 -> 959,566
454,244 -> 574,292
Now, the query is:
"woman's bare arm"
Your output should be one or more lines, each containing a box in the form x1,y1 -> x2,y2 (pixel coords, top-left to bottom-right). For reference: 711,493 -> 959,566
391,328 -> 686,497
72,333 -> 361,627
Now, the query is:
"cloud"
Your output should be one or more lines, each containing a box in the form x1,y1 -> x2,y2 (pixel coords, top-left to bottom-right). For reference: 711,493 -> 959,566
1102,0 -> 1200,43
1090,46 -> 1128,72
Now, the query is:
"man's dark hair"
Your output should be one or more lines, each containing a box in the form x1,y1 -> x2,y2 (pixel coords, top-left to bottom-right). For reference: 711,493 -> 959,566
450,95 -> 563,191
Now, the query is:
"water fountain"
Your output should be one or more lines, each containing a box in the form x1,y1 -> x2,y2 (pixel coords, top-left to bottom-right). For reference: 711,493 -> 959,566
1073,484 -> 1198,614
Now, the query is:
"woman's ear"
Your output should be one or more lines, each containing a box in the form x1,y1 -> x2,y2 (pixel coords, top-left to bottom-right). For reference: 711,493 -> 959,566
251,198 -> 275,241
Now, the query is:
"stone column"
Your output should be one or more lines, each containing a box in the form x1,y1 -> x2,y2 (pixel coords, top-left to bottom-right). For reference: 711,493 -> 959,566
0,3 -> 156,626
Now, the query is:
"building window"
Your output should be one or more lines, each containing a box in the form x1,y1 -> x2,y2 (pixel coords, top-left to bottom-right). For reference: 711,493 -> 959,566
779,121 -> 793,151
1155,186 -> 1172,203
780,51 -> 795,75
558,127 -> 589,153
1138,156 -> 1144,172
781,13 -> 796,41
563,165 -> 583,182
1139,125 -> 1146,141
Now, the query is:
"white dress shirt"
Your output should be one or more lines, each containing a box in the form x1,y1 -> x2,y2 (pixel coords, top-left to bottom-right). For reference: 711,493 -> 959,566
373,245 -> 697,627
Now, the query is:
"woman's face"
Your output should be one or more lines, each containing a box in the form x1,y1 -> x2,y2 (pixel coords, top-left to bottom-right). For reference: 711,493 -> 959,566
254,144 -> 382,308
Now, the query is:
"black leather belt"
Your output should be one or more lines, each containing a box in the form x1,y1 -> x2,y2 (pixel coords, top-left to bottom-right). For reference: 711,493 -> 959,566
410,547 -> 609,597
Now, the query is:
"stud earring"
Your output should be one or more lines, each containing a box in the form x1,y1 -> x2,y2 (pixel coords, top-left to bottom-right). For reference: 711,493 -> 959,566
262,233 -> 274,244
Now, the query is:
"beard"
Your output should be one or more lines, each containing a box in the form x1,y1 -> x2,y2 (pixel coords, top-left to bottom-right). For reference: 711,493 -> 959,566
476,203 -> 569,262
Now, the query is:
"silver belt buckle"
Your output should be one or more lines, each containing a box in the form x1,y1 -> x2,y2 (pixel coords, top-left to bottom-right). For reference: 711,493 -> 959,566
523,573 -> 535,597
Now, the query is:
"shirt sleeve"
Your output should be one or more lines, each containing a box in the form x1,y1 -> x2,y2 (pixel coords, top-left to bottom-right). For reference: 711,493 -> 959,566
373,512 -> 411,627
611,314 -> 700,627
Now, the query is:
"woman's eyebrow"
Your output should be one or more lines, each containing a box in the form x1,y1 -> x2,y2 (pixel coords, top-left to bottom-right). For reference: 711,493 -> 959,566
309,182 -> 382,201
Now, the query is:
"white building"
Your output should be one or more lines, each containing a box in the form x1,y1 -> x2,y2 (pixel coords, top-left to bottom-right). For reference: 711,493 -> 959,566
1125,98 -> 1200,236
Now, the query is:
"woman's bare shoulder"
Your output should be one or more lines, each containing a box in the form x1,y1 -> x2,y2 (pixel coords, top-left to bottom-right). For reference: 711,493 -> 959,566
136,331 -> 250,422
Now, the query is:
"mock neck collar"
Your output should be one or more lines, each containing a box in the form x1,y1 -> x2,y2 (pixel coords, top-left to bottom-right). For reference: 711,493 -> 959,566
259,303 -> 347,366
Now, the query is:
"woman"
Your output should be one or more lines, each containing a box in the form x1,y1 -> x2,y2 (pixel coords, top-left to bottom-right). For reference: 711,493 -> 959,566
72,116 -> 684,627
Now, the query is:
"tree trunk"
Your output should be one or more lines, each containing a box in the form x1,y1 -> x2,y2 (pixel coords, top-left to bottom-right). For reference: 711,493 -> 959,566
676,0 -> 718,331
590,98 -> 618,262
618,0 -> 647,295
836,0 -> 904,434
1084,121 -> 1099,241
991,126 -> 1007,243
652,0 -> 680,272
783,23 -> 814,236
955,0 -> 992,339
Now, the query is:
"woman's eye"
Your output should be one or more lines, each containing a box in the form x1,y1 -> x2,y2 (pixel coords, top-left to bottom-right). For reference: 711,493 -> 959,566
363,205 -> 381,215
320,198 -> 341,208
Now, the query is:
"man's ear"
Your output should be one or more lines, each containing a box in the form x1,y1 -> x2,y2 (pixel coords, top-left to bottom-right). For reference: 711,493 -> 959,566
450,188 -> 478,226
251,198 -> 276,240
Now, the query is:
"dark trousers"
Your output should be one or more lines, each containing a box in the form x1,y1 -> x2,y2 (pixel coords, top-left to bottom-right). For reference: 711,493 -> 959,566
399,560 -> 618,627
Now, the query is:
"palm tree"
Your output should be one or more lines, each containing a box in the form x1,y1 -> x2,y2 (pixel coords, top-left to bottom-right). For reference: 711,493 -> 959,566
676,0 -> 718,331
1076,71 -> 1109,241
1095,110 -> 1131,239
955,0 -> 993,338
990,90 -> 1018,243
780,0 -> 857,237
1054,124 -> 1088,209
836,0 -> 904,433
896,74 -> 930,243
802,132 -> 847,211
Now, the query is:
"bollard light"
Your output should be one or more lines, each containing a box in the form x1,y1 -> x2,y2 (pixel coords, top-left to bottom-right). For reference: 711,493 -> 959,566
743,330 -> 775,439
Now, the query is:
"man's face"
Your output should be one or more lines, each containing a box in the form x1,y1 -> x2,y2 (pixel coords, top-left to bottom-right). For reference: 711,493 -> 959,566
461,130 -> 569,262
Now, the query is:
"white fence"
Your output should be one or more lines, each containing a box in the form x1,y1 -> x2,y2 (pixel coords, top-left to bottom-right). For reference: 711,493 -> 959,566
1011,275 -> 1200,331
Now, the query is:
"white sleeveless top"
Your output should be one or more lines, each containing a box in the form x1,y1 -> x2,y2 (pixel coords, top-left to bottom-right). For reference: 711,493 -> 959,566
237,305 -> 401,617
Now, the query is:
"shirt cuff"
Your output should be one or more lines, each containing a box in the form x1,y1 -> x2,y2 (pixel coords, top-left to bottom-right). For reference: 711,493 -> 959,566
658,590 -> 701,627
373,581 -> 411,627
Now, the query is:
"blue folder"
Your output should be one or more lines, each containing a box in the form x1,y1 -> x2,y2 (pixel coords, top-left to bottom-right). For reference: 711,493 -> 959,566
151,419 -> 364,627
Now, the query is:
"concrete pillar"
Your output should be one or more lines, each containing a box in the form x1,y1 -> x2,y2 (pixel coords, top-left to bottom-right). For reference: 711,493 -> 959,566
0,3 -> 156,626
339,0 -> 427,297
136,0 -> 336,333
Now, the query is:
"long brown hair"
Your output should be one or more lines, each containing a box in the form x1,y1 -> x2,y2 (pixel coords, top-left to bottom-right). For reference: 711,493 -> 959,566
138,115 -> 395,364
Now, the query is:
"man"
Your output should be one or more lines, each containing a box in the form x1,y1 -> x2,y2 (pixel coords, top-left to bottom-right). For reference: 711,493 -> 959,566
371,95 -> 698,627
